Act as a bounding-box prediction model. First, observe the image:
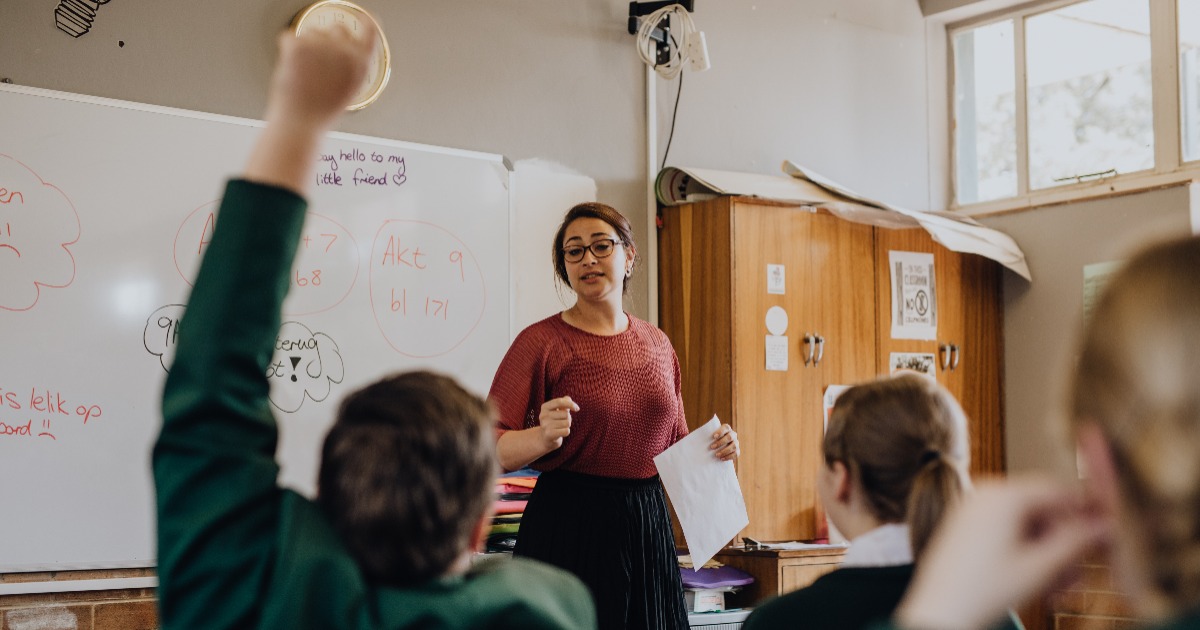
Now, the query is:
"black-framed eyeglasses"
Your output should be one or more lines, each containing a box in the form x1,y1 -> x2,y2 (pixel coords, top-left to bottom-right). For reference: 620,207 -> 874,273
562,238 -> 621,263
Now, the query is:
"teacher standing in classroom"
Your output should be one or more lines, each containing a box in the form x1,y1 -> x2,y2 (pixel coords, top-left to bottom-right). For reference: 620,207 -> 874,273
489,202 -> 739,630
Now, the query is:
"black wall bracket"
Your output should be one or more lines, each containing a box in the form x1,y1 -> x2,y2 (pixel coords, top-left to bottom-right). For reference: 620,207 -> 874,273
628,1 -> 695,67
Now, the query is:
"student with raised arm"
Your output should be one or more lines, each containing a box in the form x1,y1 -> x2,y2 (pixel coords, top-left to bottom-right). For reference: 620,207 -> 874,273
153,24 -> 595,630
743,373 -> 1021,630
890,236 -> 1200,630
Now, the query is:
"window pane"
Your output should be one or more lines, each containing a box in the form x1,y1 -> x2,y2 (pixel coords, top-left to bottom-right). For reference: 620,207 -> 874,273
1026,0 -> 1153,190
1181,0 -> 1200,162
954,21 -> 1016,205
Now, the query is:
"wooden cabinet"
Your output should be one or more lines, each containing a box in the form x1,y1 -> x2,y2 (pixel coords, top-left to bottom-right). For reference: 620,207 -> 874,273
658,197 -> 1007,548
659,196 -> 876,543
873,228 -> 1005,476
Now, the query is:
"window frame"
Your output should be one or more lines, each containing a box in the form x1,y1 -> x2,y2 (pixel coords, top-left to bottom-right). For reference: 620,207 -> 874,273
948,0 -> 1193,215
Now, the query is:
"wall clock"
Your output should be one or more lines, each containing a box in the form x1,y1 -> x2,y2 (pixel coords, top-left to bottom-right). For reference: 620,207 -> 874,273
291,1 -> 391,111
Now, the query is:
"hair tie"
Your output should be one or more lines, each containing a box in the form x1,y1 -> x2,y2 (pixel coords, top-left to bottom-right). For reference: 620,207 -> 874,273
919,449 -> 940,465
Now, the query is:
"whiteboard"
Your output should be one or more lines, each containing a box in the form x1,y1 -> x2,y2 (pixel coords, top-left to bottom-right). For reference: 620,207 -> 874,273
0,84 -> 511,572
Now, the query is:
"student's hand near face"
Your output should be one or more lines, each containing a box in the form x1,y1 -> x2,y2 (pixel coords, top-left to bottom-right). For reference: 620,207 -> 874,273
895,477 -> 1110,630
538,396 -> 578,452
709,423 -> 739,461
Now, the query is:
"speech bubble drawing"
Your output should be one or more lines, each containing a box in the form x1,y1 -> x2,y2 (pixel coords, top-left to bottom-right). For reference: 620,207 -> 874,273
145,307 -> 345,415
0,154 -> 80,311
266,321 -> 345,414
144,304 -> 186,372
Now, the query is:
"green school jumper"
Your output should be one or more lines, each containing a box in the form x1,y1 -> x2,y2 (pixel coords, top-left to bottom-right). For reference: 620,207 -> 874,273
1161,613 -> 1200,629
154,180 -> 597,630
744,565 -> 1023,630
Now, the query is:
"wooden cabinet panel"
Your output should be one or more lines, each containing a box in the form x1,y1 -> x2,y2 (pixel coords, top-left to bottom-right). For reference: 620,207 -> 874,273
731,202 -> 817,542
956,251 -> 1005,474
660,197 -> 878,543
780,562 -> 841,593
659,199 -> 735,432
873,227 -> 1005,476
729,208 -> 877,541
805,212 -> 878,400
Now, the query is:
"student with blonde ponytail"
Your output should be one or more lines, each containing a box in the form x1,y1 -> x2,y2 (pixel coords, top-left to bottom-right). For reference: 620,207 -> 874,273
743,373 -> 1021,630
890,235 -> 1200,630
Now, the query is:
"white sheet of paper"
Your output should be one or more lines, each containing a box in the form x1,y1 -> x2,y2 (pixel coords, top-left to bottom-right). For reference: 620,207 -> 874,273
765,335 -> 788,371
767,264 -> 786,294
654,415 -> 749,571
821,385 -> 852,544
888,250 -> 937,340
782,160 -> 1031,281
889,352 -> 937,380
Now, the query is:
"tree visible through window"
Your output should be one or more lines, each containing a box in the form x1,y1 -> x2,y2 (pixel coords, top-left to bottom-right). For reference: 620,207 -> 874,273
1180,0 -> 1200,162
954,21 -> 1016,204
1026,0 -> 1152,190
952,0 -> 1166,207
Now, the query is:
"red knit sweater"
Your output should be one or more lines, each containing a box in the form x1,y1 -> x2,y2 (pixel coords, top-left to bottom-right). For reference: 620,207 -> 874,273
489,313 -> 689,479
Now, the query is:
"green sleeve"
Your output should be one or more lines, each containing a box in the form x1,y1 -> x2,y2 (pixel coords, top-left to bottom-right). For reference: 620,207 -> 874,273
153,180 -> 307,630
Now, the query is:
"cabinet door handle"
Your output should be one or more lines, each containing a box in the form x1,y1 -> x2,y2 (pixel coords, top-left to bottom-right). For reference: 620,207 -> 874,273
950,344 -> 960,370
814,335 -> 825,365
939,343 -> 951,370
803,333 -> 815,366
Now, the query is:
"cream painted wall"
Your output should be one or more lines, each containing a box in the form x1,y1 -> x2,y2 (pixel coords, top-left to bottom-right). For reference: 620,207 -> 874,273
652,0 -> 935,212
9,0 -> 1185,486
982,186 -> 1195,476
0,0 -> 937,317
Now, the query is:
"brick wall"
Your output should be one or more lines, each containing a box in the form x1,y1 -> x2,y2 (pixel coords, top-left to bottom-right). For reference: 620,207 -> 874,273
0,561 -> 1139,630
1049,562 -> 1140,630
1015,560 -> 1141,630
0,569 -> 157,630
1006,559 -> 1144,630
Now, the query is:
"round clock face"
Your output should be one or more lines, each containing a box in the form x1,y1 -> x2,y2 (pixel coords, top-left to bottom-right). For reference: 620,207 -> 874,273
292,0 -> 391,111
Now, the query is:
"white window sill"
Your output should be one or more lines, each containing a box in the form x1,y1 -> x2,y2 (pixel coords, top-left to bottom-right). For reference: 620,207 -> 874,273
953,168 -> 1200,218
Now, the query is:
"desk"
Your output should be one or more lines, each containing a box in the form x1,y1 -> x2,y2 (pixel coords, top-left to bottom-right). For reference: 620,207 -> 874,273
712,547 -> 847,608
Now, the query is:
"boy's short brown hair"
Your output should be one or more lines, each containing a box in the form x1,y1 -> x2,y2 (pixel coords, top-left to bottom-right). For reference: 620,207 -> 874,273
317,370 -> 496,586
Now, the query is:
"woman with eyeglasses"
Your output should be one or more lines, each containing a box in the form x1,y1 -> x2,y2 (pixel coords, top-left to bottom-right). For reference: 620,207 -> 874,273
488,202 -> 739,630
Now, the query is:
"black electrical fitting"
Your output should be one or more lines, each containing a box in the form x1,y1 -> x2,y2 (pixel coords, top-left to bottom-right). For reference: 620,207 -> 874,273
627,0 -> 695,66
626,0 -> 695,35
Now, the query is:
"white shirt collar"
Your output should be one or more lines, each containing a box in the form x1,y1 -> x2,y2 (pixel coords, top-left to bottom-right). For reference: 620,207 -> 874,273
840,523 -> 913,568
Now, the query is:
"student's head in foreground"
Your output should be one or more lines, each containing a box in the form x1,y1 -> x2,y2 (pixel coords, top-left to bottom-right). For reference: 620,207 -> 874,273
821,372 -> 971,556
317,370 -> 496,587
1070,234 -> 1200,617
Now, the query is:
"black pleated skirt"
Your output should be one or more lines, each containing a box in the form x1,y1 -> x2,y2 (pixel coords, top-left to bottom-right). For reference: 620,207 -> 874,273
514,470 -> 688,630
